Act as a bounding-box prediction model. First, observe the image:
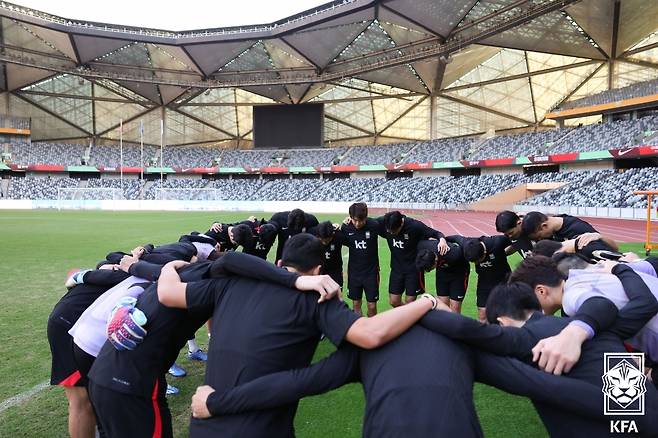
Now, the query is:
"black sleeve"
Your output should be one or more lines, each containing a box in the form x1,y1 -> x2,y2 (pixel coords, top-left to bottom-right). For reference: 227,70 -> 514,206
474,352 -> 603,420
419,311 -> 535,361
82,269 -> 130,287
185,278 -> 228,313
206,345 -> 360,415
128,260 -> 165,282
305,214 -> 319,228
101,251 -> 130,266
210,252 -> 299,289
414,219 -> 444,240
494,235 -> 513,249
315,299 -> 360,347
445,235 -> 467,246
609,264 -> 658,339
571,297 -> 618,334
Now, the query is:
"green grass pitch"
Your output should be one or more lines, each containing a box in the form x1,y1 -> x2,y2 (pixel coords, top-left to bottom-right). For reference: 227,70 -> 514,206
0,210 -> 646,437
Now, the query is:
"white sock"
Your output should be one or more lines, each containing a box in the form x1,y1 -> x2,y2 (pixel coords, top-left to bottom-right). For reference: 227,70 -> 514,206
188,339 -> 200,353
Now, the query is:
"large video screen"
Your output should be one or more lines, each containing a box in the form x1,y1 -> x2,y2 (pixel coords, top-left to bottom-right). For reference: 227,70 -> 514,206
253,103 -> 324,148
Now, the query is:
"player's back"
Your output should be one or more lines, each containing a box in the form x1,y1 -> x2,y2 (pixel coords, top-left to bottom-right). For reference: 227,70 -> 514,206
190,275 -> 354,438
359,325 -> 482,438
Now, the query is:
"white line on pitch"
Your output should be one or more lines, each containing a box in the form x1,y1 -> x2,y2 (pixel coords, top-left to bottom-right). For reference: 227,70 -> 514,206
0,380 -> 49,415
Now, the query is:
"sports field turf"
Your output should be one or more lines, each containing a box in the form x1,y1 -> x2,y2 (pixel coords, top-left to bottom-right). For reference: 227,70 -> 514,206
0,210 -> 647,437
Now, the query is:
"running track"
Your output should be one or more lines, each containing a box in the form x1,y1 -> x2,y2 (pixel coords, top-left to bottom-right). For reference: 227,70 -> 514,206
373,210 -> 650,243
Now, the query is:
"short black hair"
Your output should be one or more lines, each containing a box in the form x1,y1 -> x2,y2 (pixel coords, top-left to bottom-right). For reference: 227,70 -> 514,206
552,252 -> 591,278
287,209 -> 306,232
281,233 -> 324,273
231,224 -> 255,249
316,221 -> 336,240
257,223 -> 277,247
383,211 -> 404,233
532,240 -> 563,258
463,238 -> 485,262
485,282 -> 542,324
348,202 -> 368,220
521,211 -> 548,237
415,249 -> 437,272
509,255 -> 564,289
495,211 -> 520,233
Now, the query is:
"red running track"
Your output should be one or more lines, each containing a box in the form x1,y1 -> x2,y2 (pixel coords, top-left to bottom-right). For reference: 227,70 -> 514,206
394,210 -> 649,243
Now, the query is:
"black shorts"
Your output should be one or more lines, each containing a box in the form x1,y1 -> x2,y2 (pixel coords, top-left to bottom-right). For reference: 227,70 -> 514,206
388,270 -> 425,296
436,268 -> 470,302
47,319 -> 86,387
348,271 -> 379,303
476,274 -> 509,308
73,342 -> 96,379
88,380 -> 172,438
326,270 -> 344,288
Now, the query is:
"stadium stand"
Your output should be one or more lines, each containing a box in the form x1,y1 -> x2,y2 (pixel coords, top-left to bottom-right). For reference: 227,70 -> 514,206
340,143 -> 415,165
8,117 -> 658,169
520,167 -> 657,208
548,116 -> 658,154
86,178 -> 143,200
90,144 -> 160,168
403,138 -> 475,163
557,78 -> 658,111
5,167 -> 657,208
7,176 -> 80,199
10,142 -> 87,166
469,129 -> 571,159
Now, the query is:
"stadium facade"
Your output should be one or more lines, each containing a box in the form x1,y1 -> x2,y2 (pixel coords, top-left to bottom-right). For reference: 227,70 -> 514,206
0,0 -> 656,147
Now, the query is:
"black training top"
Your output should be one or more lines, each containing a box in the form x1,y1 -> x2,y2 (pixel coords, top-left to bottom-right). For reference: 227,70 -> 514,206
87,253 -> 301,399
418,238 -> 469,276
472,235 -> 512,288
340,218 -> 381,276
185,276 -> 358,438
269,211 -> 320,261
553,214 -> 598,241
206,326 -> 482,438
377,216 -> 443,274
509,236 -> 534,259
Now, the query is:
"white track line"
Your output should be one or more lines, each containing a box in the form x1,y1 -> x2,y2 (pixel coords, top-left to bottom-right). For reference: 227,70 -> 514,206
0,380 -> 49,415
585,223 -> 646,241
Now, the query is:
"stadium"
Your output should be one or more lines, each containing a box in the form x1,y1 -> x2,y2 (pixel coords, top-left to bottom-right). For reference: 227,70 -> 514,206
1,0 -> 658,436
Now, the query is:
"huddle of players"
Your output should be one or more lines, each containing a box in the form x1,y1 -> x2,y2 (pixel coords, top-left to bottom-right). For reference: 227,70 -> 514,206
47,206 -> 658,438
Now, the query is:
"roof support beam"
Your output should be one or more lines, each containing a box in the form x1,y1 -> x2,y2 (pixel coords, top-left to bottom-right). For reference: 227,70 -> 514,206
443,59 -> 601,92
537,62 -> 606,123
617,57 -> 658,71
11,91 -> 92,135
379,95 -> 427,135
438,92 -> 534,126
0,0 -> 583,89
608,0 -> 621,89
325,114 -> 374,135
379,4 -> 444,39
621,41 -> 658,58
173,107 -> 238,139
96,106 -> 156,137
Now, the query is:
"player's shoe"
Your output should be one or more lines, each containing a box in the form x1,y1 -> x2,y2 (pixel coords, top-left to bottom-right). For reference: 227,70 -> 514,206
187,349 -> 208,361
65,269 -> 89,289
168,363 -> 187,377
166,384 -> 179,396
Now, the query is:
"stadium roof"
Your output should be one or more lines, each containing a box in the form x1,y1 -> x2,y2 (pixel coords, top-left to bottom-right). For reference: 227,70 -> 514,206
0,0 -> 657,146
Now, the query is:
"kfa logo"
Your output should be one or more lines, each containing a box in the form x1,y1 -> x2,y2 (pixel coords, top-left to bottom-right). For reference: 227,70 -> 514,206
255,242 -> 266,250
602,353 -> 646,434
392,239 -> 404,249
325,251 -> 332,260
355,240 -> 367,249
